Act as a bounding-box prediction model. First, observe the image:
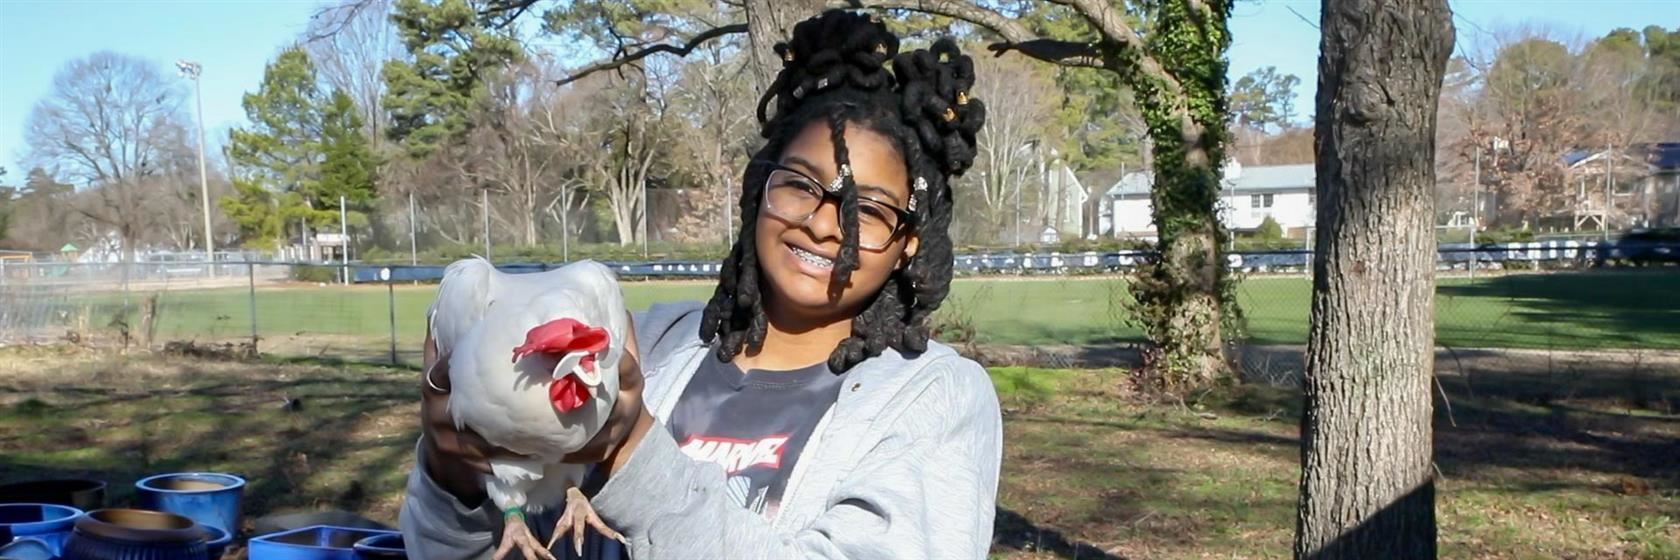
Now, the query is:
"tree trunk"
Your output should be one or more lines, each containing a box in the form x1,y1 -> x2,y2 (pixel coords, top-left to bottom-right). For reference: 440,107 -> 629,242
1133,136 -> 1229,391
1296,0 -> 1453,558
524,187 -> 538,246
744,0 -> 826,89
1121,0 -> 1237,393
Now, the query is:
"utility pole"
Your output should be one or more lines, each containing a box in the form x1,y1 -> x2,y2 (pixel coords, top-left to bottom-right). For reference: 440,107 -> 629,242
1604,143 -> 1613,240
408,192 -> 417,266
642,181 -> 650,259
177,60 -> 213,276
1471,148 -> 1479,279
481,188 -> 491,261
340,195 -> 350,285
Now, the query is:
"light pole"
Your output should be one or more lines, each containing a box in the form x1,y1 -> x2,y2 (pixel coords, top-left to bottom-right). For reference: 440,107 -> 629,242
176,60 -> 214,275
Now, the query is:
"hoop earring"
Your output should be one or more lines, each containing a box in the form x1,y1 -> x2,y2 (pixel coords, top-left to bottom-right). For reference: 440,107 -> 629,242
424,360 -> 449,394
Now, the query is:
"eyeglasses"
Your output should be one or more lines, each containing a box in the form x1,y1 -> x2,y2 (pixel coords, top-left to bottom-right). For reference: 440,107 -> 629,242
755,160 -> 916,251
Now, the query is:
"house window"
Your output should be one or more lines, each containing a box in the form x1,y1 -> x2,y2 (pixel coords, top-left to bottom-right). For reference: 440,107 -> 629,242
1613,178 -> 1640,197
1250,194 -> 1274,209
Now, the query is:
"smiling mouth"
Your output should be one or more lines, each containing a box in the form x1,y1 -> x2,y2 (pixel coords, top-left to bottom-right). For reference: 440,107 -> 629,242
788,244 -> 834,270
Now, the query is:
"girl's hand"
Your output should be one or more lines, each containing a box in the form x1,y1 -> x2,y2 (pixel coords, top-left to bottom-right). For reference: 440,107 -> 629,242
562,324 -> 655,476
418,330 -> 504,506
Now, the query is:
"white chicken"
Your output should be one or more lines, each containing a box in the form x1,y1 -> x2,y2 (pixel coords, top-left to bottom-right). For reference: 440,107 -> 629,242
424,257 -> 629,560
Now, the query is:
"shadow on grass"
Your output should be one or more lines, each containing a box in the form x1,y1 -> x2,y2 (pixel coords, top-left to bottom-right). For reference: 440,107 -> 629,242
0,362 -> 421,535
993,506 -> 1129,559
1435,269 -> 1680,349
1227,344 -> 1680,492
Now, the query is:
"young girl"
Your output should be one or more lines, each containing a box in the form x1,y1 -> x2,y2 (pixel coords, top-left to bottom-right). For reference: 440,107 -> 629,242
400,10 -> 1000,559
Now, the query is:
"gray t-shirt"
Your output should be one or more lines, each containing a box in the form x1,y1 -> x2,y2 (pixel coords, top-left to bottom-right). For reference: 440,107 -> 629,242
665,350 -> 847,519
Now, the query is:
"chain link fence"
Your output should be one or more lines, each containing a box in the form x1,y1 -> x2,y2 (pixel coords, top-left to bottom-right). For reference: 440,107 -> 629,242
2,247 -> 1676,392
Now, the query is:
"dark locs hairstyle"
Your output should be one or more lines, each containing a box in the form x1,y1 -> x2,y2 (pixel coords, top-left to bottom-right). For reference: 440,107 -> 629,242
698,9 -> 987,372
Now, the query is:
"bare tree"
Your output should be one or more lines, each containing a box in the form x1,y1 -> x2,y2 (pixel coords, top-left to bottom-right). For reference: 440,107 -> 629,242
578,69 -> 673,247
143,118 -> 223,250
24,51 -> 187,262
670,44 -> 757,245
469,55 -> 599,247
968,53 -> 1058,244
1298,0 -> 1453,557
306,0 -> 405,144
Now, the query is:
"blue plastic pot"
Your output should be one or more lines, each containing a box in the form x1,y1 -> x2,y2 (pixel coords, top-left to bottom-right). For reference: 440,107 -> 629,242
0,537 -> 56,560
61,508 -> 209,560
0,502 -> 83,556
248,525 -> 400,560
135,473 -> 245,535
202,524 -> 232,559
351,533 -> 405,559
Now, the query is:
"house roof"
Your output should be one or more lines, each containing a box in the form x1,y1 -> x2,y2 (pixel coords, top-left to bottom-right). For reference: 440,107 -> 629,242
1647,143 -> 1680,169
1105,162 -> 1315,198
1565,143 -> 1680,171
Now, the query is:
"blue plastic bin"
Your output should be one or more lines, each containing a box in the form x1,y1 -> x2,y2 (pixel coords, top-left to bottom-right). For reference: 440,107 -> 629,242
351,533 -> 405,558
248,525 -> 401,560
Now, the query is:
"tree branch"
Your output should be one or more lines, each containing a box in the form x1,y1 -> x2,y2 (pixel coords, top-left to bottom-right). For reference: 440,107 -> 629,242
555,24 -> 749,87
479,0 -> 544,24
831,0 -> 1033,42
986,39 -> 1105,69
829,0 -> 1104,68
1051,0 -> 1188,102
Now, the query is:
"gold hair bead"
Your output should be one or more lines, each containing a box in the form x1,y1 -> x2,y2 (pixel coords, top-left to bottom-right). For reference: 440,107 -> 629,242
956,91 -> 969,105
942,107 -> 956,122
783,49 -> 795,62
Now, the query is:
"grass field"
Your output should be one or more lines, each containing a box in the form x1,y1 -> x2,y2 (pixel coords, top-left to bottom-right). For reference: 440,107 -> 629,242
87,269 -> 1680,363
1,347 -> 1674,559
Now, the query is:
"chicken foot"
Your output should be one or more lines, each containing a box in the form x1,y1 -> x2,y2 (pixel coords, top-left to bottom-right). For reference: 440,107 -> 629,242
495,509 -> 557,560
546,486 -> 627,556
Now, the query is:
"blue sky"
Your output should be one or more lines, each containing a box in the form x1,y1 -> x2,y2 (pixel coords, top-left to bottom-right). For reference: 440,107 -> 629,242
0,0 -> 1674,180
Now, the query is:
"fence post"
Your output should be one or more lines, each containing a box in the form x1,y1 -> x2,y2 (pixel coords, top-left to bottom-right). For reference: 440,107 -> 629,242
383,267 -> 397,366
248,262 -> 258,351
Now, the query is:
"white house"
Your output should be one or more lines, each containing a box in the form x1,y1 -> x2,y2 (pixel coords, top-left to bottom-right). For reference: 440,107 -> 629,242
1100,162 -> 1317,238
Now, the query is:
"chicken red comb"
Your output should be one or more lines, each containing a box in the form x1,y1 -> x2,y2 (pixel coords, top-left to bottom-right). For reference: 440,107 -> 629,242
512,318 -> 609,414
511,318 -> 608,365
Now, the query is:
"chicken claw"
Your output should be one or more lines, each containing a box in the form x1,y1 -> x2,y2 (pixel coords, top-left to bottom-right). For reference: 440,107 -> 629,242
547,486 -> 626,556
495,511 -> 557,560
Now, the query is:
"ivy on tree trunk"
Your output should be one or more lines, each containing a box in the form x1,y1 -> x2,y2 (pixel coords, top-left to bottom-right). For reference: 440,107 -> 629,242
1115,0 -> 1242,393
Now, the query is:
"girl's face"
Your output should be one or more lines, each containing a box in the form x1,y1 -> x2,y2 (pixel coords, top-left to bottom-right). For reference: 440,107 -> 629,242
755,119 -> 919,324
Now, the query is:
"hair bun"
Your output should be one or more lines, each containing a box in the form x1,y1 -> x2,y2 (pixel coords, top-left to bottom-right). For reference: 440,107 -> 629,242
892,38 -> 985,177
758,10 -> 900,125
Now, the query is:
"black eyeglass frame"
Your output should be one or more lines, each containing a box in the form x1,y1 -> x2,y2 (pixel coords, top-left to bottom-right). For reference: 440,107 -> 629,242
750,159 -> 919,250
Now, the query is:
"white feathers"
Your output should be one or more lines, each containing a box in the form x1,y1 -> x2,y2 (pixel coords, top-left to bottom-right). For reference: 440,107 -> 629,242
427,257 -> 629,513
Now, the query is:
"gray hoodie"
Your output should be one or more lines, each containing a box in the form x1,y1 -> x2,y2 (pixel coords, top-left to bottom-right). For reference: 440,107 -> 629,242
398,300 -> 1003,559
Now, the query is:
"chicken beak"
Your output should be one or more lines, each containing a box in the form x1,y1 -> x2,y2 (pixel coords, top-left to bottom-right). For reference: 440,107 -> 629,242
551,350 -> 602,388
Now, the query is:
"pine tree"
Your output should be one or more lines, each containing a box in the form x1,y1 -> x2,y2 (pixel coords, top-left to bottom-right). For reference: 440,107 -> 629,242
224,49 -> 381,248
225,47 -> 325,246
317,89 -> 380,228
382,0 -> 521,160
